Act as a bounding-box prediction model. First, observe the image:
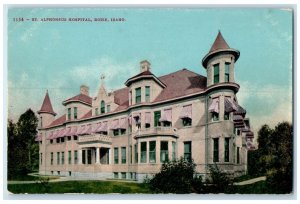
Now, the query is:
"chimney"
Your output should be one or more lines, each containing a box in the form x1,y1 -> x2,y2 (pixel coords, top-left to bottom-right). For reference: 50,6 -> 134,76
140,60 -> 151,73
80,85 -> 89,96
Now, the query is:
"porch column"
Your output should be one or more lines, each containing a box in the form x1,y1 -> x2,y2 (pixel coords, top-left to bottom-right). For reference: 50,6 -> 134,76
96,147 -> 100,164
78,149 -> 82,164
108,148 -> 112,165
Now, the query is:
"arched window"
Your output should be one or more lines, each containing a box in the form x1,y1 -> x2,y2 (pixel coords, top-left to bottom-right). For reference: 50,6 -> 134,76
101,100 -> 105,114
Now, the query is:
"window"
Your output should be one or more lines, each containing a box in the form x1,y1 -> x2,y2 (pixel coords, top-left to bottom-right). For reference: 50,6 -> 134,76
224,138 -> 230,162
154,111 -> 161,127
213,138 -> 219,162
145,123 -> 150,128
121,172 -> 126,179
73,136 -> 78,140
163,121 -> 172,127
160,141 -> 169,163
212,112 -> 219,121
68,151 -> 72,164
57,152 -> 60,165
213,64 -> 220,84
172,142 -> 176,161
67,136 -> 71,141
149,141 -> 156,163
74,107 -> 77,119
51,152 -> 53,165
224,112 -> 230,120
68,108 -> 71,120
57,171 -> 60,175
134,144 -> 138,163
61,137 -> 64,143
121,147 -> 126,164
82,150 -> 86,164
74,150 -> 78,164
114,147 -> 119,164
101,100 -> 105,114
40,153 -> 42,165
225,63 -> 230,82
114,172 -> 119,179
61,152 -> 64,165
237,147 -> 240,164
135,87 -> 141,104
145,86 -> 150,102
182,118 -> 192,126
113,129 -> 119,136
56,138 -> 60,143
120,129 -> 126,135
140,142 -> 147,163
95,108 -> 99,115
87,149 -> 92,164
184,142 -> 191,162
107,105 -> 110,112
129,91 -> 132,105
50,139 -> 53,144
130,145 -> 132,164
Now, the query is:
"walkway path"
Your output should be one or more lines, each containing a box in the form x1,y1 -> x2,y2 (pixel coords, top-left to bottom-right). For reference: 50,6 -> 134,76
233,176 -> 266,186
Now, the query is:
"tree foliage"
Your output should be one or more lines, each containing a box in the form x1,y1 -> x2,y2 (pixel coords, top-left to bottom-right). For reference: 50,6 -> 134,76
7,109 -> 39,179
248,122 -> 293,193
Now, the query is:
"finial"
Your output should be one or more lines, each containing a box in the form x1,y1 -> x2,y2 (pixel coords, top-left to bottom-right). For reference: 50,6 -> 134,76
100,74 -> 106,86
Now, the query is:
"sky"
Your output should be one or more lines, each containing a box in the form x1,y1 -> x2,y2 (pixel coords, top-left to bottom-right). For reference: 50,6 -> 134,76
7,7 -> 293,139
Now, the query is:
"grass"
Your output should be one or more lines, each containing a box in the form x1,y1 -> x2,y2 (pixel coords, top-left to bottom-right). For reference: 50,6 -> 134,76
8,180 -> 151,194
8,174 -> 60,181
226,181 -> 274,194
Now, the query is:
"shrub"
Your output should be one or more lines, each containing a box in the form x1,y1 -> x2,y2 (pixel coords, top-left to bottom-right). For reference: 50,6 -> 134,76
206,164 -> 232,193
148,157 -> 204,194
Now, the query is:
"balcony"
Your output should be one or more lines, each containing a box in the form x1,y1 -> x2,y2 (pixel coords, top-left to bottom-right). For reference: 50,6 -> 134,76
78,134 -> 112,144
133,127 -> 178,139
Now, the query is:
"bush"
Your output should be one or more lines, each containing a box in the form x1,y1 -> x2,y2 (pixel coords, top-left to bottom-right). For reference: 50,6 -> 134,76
148,158 -> 204,194
206,164 -> 233,193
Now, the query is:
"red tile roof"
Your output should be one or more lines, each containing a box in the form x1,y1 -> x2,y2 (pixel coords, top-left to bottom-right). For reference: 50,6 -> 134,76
154,69 -> 207,102
47,114 -> 66,127
63,93 -> 92,106
38,91 -> 56,116
80,110 -> 92,119
209,31 -> 230,53
46,68 -> 207,128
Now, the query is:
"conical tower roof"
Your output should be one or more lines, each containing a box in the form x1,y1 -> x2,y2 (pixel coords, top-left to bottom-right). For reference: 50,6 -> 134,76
209,31 -> 230,52
38,90 -> 56,116
202,31 -> 240,68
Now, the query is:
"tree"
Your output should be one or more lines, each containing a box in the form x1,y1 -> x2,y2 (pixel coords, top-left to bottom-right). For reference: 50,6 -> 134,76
7,109 -> 39,179
147,158 -> 204,194
266,122 -> 293,193
248,122 -> 293,193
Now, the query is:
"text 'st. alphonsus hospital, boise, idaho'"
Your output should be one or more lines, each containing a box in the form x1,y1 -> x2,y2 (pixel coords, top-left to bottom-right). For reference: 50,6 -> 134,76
36,32 -> 255,182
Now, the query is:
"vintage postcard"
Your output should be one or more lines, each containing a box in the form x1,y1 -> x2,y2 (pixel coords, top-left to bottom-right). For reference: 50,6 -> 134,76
5,6 -> 293,197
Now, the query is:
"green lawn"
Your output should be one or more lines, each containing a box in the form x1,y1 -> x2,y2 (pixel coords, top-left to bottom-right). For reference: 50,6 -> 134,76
8,179 -> 280,194
8,174 -> 60,181
8,180 -> 151,194
226,181 -> 276,194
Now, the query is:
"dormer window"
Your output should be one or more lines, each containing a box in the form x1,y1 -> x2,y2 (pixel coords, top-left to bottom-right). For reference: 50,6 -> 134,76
145,86 -> 150,102
67,108 -> 71,120
74,107 -> 77,119
135,87 -> 141,104
213,64 -> 220,84
225,63 -> 230,82
101,100 -> 105,114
